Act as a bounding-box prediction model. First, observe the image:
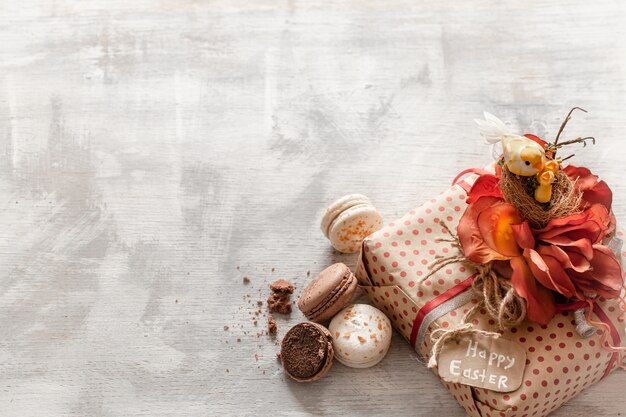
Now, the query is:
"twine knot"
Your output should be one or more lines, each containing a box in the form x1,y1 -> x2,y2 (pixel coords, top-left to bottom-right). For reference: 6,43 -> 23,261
428,324 -> 501,368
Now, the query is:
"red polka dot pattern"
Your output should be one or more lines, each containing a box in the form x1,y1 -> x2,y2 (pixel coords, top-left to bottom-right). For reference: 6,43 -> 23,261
355,179 -> 626,417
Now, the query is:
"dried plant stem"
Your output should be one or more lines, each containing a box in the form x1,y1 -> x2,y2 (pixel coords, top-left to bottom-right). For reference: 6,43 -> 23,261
553,136 -> 595,149
554,107 -> 587,146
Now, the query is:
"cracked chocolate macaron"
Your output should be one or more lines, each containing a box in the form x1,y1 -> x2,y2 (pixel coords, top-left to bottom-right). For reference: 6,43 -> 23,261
298,263 -> 358,323
280,322 -> 334,382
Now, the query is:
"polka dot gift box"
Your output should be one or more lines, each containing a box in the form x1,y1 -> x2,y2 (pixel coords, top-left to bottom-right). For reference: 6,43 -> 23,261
355,112 -> 625,417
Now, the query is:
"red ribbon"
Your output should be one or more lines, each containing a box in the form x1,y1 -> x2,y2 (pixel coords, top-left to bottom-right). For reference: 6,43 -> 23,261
409,274 -> 475,348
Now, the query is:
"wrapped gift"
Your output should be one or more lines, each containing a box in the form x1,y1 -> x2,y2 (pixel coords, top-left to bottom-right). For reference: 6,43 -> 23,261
356,112 -> 625,416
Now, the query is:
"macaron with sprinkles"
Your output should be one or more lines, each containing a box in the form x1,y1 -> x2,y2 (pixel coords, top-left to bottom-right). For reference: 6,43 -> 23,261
320,194 -> 383,253
329,304 -> 392,368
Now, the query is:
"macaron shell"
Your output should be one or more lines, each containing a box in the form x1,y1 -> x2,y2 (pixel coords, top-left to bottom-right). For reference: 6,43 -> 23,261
334,344 -> 390,368
328,204 -> 383,253
320,194 -> 371,238
297,263 -> 358,323
306,272 -> 357,323
282,323 -> 334,383
299,323 -> 334,382
329,304 -> 392,369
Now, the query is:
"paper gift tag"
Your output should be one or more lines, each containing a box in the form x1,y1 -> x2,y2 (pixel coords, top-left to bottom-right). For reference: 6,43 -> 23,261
437,332 -> 526,393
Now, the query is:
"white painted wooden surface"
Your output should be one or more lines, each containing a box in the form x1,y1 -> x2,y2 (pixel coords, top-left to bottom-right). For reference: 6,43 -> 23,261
0,1 -> 624,416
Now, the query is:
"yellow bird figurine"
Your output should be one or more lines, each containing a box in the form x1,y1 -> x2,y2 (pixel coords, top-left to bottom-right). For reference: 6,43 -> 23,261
534,160 -> 559,203
475,112 -> 546,177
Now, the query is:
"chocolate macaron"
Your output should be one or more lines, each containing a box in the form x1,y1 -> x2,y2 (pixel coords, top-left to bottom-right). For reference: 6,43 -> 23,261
280,322 -> 334,382
297,263 -> 358,323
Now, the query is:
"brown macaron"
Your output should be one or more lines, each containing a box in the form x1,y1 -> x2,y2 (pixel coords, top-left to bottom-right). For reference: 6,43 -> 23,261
297,263 -> 358,323
280,322 -> 334,382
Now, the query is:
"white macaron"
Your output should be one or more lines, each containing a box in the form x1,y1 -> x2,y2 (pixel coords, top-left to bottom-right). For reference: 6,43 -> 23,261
320,194 -> 383,253
329,304 -> 392,368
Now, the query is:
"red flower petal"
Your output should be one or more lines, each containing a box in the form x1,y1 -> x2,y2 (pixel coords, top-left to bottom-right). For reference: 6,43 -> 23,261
581,180 -> 612,211
564,165 -> 613,211
511,222 -> 535,249
536,236 -> 594,260
563,165 -> 595,188
534,204 -> 609,244
510,257 -> 556,325
568,245 -> 624,299
467,174 -> 503,203
537,244 -> 590,273
477,202 -> 523,258
458,197 -> 510,263
523,249 -> 577,299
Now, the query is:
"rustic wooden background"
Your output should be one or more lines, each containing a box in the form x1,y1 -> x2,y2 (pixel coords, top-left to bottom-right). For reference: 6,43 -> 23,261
0,1 -> 624,416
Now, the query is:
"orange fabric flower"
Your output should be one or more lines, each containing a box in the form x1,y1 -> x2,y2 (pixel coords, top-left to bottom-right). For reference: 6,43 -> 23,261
458,179 -> 557,324
563,165 -> 613,211
518,204 -> 623,301
457,167 -> 622,325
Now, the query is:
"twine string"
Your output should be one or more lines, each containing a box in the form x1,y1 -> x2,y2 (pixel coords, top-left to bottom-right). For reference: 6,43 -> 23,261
427,323 -> 501,369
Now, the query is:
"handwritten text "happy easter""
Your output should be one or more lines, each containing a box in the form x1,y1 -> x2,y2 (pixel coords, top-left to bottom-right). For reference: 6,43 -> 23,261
449,340 -> 516,390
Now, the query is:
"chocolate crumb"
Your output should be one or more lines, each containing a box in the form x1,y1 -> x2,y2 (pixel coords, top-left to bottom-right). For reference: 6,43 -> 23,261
268,315 -> 277,334
267,279 -> 294,313
226,369 -> 229,372
271,268 -> 275,272
269,279 -> 294,295
223,325 -> 229,331
253,320 -> 258,325
267,293 -> 292,314
237,338 -> 241,342
243,276 -> 250,284
257,300 -> 263,306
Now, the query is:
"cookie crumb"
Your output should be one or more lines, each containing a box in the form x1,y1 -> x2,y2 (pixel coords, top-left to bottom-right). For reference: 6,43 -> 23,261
243,276 -> 250,284
257,300 -> 263,306
267,279 -> 294,314
269,279 -> 294,294
276,351 -> 282,360
267,293 -> 292,314
237,338 -> 241,342
223,325 -> 229,331
268,315 -> 277,335
271,268 -> 275,272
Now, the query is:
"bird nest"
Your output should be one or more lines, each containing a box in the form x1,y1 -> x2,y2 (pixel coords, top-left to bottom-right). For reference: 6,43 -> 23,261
499,166 -> 583,229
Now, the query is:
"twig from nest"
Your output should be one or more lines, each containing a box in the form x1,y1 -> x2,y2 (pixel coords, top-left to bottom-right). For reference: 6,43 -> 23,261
554,107 -> 587,146
553,136 -> 596,150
